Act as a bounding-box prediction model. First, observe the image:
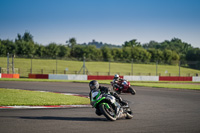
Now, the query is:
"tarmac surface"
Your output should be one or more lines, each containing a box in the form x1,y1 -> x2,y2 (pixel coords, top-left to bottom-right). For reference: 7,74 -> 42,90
0,81 -> 200,133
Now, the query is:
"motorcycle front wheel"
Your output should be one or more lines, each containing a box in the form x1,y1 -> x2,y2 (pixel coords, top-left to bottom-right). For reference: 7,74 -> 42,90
99,104 -> 117,121
128,87 -> 136,95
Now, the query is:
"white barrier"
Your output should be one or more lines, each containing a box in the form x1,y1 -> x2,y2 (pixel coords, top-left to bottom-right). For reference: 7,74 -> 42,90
192,77 -> 200,82
67,74 -> 87,80
48,74 -> 87,80
49,74 -> 68,80
124,76 -> 159,81
0,73 -> 1,78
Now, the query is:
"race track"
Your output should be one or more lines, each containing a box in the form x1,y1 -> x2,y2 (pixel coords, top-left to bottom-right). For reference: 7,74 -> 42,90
0,81 -> 200,133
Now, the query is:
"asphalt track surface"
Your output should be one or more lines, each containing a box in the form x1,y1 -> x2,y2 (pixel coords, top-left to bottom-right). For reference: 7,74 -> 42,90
0,81 -> 200,133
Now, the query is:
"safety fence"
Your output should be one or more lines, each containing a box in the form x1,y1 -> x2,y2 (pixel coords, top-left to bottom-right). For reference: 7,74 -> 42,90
1,57 -> 200,78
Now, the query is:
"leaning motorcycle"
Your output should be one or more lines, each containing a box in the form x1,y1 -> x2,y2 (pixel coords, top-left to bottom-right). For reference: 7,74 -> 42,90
91,91 -> 133,121
111,80 -> 136,95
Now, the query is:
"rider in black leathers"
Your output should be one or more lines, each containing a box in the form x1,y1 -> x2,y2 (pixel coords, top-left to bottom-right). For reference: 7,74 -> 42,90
89,80 -> 127,116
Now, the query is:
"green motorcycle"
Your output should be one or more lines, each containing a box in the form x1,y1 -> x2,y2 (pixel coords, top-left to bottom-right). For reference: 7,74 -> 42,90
91,90 -> 133,121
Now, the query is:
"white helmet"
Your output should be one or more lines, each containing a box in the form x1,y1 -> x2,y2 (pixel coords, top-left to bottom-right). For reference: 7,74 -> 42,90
114,74 -> 119,79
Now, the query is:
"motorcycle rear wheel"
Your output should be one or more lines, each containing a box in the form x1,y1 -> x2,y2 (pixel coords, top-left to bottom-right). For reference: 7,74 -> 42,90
100,104 -> 117,121
126,111 -> 133,119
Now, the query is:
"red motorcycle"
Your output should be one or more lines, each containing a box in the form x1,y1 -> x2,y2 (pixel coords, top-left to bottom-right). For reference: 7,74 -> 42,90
111,79 -> 136,95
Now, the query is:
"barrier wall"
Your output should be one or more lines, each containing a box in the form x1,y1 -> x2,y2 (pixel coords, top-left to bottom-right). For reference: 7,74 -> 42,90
49,74 -> 68,80
49,74 -> 87,80
192,77 -> 200,82
124,76 -> 159,81
29,74 -> 48,79
29,74 -> 87,80
29,74 -> 36,79
88,75 -> 123,80
28,74 -> 200,82
1,74 -> 20,78
13,74 -> 20,78
68,74 -> 87,80
159,76 -> 192,81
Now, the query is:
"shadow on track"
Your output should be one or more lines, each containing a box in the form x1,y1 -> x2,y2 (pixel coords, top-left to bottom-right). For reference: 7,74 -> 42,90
19,116 -> 107,121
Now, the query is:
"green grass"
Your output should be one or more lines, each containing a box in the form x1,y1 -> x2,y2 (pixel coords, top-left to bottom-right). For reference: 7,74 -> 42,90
0,88 -> 90,106
131,82 -> 200,90
0,57 -> 200,77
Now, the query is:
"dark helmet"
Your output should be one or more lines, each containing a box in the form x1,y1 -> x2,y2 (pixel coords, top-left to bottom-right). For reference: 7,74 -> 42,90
89,80 -> 99,91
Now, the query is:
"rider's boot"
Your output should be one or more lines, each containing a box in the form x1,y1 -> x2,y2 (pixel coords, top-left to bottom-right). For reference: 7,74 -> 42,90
113,93 -> 128,107
120,100 -> 128,107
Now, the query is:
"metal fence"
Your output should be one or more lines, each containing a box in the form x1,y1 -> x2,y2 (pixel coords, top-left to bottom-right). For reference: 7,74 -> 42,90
0,56 -> 200,78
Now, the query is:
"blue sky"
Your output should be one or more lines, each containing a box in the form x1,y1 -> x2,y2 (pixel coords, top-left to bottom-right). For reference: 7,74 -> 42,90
0,0 -> 200,47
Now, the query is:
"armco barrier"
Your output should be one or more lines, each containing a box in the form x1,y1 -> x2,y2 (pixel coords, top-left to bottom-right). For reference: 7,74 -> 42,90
124,76 -> 159,81
88,75 -> 123,80
192,77 -> 200,82
159,76 -> 192,81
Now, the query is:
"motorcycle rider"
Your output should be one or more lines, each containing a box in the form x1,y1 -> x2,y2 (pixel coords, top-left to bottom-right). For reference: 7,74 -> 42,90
89,80 -> 128,116
113,74 -> 124,91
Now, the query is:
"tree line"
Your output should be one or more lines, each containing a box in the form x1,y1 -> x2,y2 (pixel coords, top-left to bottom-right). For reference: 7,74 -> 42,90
0,32 -> 200,69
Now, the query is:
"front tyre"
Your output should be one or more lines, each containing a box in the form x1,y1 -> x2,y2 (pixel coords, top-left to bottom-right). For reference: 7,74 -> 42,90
128,87 -> 136,95
100,104 -> 117,121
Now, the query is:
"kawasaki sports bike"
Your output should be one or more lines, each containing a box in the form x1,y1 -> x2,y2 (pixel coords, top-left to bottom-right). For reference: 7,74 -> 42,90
91,90 -> 133,121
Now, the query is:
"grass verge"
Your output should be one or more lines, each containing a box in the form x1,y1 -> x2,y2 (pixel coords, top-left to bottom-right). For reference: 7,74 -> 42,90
131,82 -> 200,90
0,88 -> 90,106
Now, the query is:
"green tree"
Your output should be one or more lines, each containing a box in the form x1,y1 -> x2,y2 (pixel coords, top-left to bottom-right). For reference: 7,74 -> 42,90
1,39 -> 16,55
122,47 -> 132,61
16,40 -> 35,57
45,43 -> 60,58
111,48 -> 123,61
147,48 -> 164,62
186,48 -> 200,69
131,47 -> 151,62
143,41 -> 160,49
34,44 -> 45,57
0,40 -> 7,56
66,38 -> 77,57
58,45 -> 70,58
101,46 -> 113,61
123,39 -> 141,47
